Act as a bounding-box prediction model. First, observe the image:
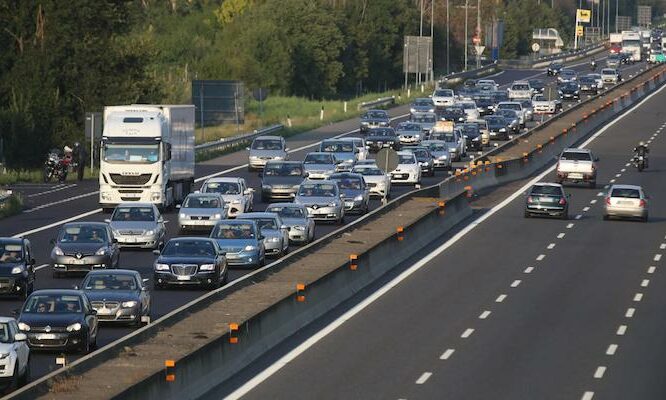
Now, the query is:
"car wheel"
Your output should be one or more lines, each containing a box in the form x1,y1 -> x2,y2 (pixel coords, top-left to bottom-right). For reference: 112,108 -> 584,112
9,364 -> 19,391
642,214 -> 648,223
90,333 -> 97,350
19,358 -> 30,386
222,270 -> 229,284
560,212 -> 569,220
589,181 -> 596,189
338,215 -> 345,225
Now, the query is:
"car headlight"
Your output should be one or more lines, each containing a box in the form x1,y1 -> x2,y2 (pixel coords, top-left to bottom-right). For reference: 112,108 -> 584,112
244,245 -> 257,251
95,247 -> 107,256
428,108 -> 435,113
0,352 -> 9,360
328,202 -> 337,207
438,155 -> 448,160
418,161 -> 426,166
121,301 -> 137,308
145,230 -> 155,236
293,226 -> 306,231
101,192 -> 112,201
66,323 -> 82,332
361,121 -> 369,126
199,264 -> 215,271
53,246 -> 64,256
154,263 -> 170,271
11,266 -> 23,274
17,323 -> 29,331
354,194 -> 364,201
268,237 -> 280,242
151,192 -> 161,201
380,122 -> 388,126
558,91 -> 563,95
410,108 -> 416,113
213,213 -> 222,219
179,213 -> 186,218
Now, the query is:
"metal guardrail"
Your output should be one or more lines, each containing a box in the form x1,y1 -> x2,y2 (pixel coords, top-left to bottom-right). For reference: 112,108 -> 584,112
437,61 -> 498,87
194,124 -> 284,155
357,96 -> 396,110
499,42 -> 606,69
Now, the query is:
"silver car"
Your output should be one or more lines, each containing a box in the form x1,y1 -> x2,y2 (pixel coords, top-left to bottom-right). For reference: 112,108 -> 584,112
177,193 -> 227,233
107,203 -> 165,249
265,203 -> 315,245
396,121 -> 424,146
421,140 -> 452,169
247,136 -> 289,171
303,152 -> 337,180
200,177 -> 254,217
603,184 -> 648,222
319,139 -> 357,171
236,212 -> 290,257
351,164 -> 392,199
295,180 -> 345,224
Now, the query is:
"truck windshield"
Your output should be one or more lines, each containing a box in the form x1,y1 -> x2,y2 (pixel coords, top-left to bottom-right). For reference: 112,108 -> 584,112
103,143 -> 159,164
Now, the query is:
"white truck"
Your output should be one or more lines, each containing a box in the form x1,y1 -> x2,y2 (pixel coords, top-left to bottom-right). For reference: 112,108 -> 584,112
99,105 -> 195,212
556,148 -> 598,188
609,33 -> 623,53
621,31 -> 642,62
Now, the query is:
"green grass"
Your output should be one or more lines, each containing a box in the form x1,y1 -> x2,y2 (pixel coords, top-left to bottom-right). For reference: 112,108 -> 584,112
0,193 -> 23,219
0,167 -> 98,185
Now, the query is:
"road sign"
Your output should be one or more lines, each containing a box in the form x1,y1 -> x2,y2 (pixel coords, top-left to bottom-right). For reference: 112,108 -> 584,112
474,45 -> 485,55
576,25 -> 584,37
376,148 -> 399,174
531,43 -> 541,53
576,9 -> 591,23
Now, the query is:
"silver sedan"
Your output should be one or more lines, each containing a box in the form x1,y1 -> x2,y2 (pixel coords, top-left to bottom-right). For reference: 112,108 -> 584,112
107,203 -> 166,249
265,203 -> 315,245
177,193 -> 227,233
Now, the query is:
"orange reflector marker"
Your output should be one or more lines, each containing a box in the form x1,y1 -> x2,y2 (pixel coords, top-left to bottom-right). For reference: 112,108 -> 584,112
165,360 -> 175,368
229,322 -> 239,344
296,283 -> 305,291
349,254 -> 358,261
166,374 -> 175,382
165,360 -> 176,382
497,163 -> 503,169
396,226 -> 404,233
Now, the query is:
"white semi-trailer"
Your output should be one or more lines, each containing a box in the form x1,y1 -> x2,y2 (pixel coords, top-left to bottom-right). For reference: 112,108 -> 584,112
621,31 -> 642,62
99,104 -> 195,212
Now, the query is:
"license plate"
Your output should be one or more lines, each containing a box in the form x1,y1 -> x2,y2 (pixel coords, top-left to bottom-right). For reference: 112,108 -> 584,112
618,200 -> 634,205
177,275 -> 191,281
345,201 -> 354,207
126,237 -> 137,243
71,259 -> 85,265
98,307 -> 112,315
394,174 -> 406,179
539,197 -> 555,203
37,333 -> 57,340
568,173 -> 583,179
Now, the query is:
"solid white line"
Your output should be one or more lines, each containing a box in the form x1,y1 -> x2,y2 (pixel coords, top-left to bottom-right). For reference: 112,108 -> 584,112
557,233 -> 565,239
415,372 -> 432,384
633,293 -> 643,302
524,266 -> 534,273
581,391 -> 595,400
609,179 -> 616,183
606,344 -> 618,355
626,308 -> 635,318
440,349 -> 455,360
641,279 -> 649,287
620,168 -> 626,172
12,208 -> 103,238
479,311 -> 491,319
547,243 -> 556,249
224,79 -> 666,400
495,294 -> 507,303
654,254 -> 662,261
34,264 -> 49,271
566,223 -> 574,229
594,366 -> 607,379
510,280 -> 521,288
647,266 -> 656,274
461,328 -> 475,338
536,254 -> 545,261
616,325 -> 627,335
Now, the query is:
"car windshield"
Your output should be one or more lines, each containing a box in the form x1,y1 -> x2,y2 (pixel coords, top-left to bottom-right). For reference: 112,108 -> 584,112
332,177 -> 362,190
512,84 -> 529,90
560,151 -> 592,161
161,239 -> 216,256
353,167 -> 383,176
499,103 -> 520,111
611,188 -> 641,198
211,223 -> 256,239
365,111 -> 387,119
266,206 -> 305,218
561,70 -> 575,76
103,143 -> 159,164
531,185 -> 563,196
412,115 -> 436,123
264,163 -> 303,176
82,273 -> 138,291
534,95 -> 546,101
0,243 -> 23,263
486,116 -> 504,124
414,99 -> 432,106
249,218 -> 278,230
580,77 -> 595,84
412,150 -> 428,158
434,89 -> 453,97
298,183 -> 337,197
112,207 -> 155,222
601,69 -> 615,75
0,323 -> 11,343
427,143 -> 448,151
321,142 -> 354,153
59,226 -> 108,244
304,153 -> 334,164
399,155 -> 416,164
369,130 -> 395,137
251,139 -> 283,150
460,103 -> 475,109
24,294 -> 83,314
183,196 -> 222,208
202,182 -> 240,194
399,123 -> 421,131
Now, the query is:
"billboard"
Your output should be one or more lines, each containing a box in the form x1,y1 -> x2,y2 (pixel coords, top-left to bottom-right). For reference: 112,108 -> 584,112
192,80 -> 245,127
403,36 -> 433,74
637,5 -> 652,27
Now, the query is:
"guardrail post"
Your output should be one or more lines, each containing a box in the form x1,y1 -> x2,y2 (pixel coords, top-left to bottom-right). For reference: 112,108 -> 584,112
287,115 -> 292,128
320,106 -> 324,121
343,102 -> 347,113
349,254 -> 358,270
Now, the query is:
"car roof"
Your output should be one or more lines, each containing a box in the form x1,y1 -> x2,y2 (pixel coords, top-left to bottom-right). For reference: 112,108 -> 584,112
266,202 -> 305,208
0,237 -> 24,245
215,219 -> 258,226
187,192 -> 223,198
236,212 -> 279,219
609,184 -> 643,190
85,269 -> 140,276
205,177 -> 241,183
31,289 -> 83,296
0,317 -> 16,323
563,148 -> 592,153
168,236 -> 216,242
254,135 -> 283,141
63,222 -> 108,228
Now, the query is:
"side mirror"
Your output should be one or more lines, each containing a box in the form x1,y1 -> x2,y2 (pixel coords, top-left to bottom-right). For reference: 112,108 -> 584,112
90,309 -> 98,315
14,333 -> 27,342
104,219 -> 111,224
339,194 -> 345,198
112,238 -> 118,244
164,143 -> 172,161
258,235 -> 265,241
176,204 -> 181,209
152,249 -> 161,256
30,258 -> 36,266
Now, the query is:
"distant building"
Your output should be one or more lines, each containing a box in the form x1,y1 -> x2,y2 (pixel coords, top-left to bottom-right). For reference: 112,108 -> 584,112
532,28 -> 564,55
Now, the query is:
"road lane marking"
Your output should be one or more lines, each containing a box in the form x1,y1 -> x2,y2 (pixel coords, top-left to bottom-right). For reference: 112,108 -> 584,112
654,254 -> 662,261
606,344 -> 618,355
510,280 -> 521,288
547,243 -> 556,249
590,200 -> 597,204
24,191 -> 99,214
625,308 -> 635,318
35,264 -> 49,271
536,254 -> 545,261
566,223 -> 574,229
582,391 -> 595,400
609,179 -> 616,183
26,184 -> 77,198
440,349 -> 455,360
625,163 -> 630,167
12,208 -> 103,238
479,311 -> 491,319
597,192 -> 604,196
660,243 -> 666,250
524,267 -> 534,273
641,279 -> 649,287
603,185 -> 609,189
620,168 -> 626,172
582,207 -> 590,212
615,173 -> 621,178
633,293 -> 643,302
415,372 -> 432,384
495,294 -> 507,303
616,325 -> 627,335
575,214 -> 582,220
648,266 -> 656,274
594,366 -> 607,379
461,329 -> 475,338
557,233 -> 565,239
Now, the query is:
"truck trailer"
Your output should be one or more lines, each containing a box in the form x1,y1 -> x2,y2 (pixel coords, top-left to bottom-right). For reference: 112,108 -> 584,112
621,31 -> 642,62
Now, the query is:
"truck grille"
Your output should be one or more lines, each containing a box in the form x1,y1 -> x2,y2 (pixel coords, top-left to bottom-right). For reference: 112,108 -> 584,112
172,264 -> 197,276
109,174 -> 152,185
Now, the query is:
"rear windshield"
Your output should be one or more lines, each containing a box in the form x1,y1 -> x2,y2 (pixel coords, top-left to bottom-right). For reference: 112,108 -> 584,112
531,185 -> 563,196
560,151 -> 592,161
611,188 -> 641,198
511,84 -> 529,91
499,103 -> 520,111
184,196 -> 222,208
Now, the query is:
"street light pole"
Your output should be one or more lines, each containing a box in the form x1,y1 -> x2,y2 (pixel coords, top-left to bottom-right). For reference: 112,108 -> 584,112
476,0 -> 481,68
615,0 -> 618,33
430,0 -> 434,82
464,0 -> 469,71
446,0 -> 450,75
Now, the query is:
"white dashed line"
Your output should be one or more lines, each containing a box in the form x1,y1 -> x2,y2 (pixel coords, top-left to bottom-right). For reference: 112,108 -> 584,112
660,243 -> 666,250
633,293 -> 643,302
597,192 -> 604,196
615,173 -> 621,178
616,325 -> 627,336
654,254 -> 662,261
495,294 -> 507,303
625,162 -> 631,167
440,349 -> 455,360
590,200 -> 597,205
575,214 -> 582,220
609,179 -> 616,183
626,308 -> 635,318
547,243 -> 556,249
461,328 -> 475,338
415,372 -> 432,384
34,264 -> 49,271
641,279 -> 650,287
566,223 -> 574,229
594,366 -> 607,379
479,311 -> 491,319
606,344 -> 618,355
583,207 -> 590,212
536,254 -> 545,261
648,266 -> 656,274
581,391 -> 595,400
511,280 -> 521,288
620,168 -> 626,172
524,267 -> 534,274
557,233 -> 565,239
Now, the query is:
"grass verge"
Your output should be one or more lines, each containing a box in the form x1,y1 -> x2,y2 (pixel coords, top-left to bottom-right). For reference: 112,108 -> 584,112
0,167 -> 98,185
0,193 -> 23,219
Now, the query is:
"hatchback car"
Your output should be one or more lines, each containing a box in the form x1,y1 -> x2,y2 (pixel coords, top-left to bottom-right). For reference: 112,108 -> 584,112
200,177 -> 254,217
484,115 -> 510,140
247,135 -> 288,171
578,76 -> 599,95
410,98 -> 435,115
421,140 -> 452,170
236,212 -> 290,257
18,289 -> 98,353
0,317 -> 29,390
603,184 -> 648,222
0,238 -> 35,299
209,220 -> 265,268
294,181 -> 345,224
395,122 -> 424,146
177,193 -> 227,233
558,82 -> 580,100
107,203 -> 166,250
329,172 -> 371,214
524,183 -> 570,219
260,161 -> 306,202
390,152 -> 422,185
350,165 -> 392,199
153,237 -> 228,287
51,223 -> 120,278
265,203 -> 315,245
303,152 -> 338,180
81,269 -> 150,326
411,113 -> 437,136
431,88 -> 455,107
547,62 -> 564,76
557,69 -> 577,83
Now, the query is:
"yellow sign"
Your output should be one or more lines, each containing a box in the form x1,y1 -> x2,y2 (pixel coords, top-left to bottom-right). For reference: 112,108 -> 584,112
577,9 -> 591,23
576,25 -> 584,37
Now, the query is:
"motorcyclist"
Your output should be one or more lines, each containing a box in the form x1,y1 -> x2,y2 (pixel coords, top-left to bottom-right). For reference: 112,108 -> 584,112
633,141 -> 649,167
590,58 -> 597,71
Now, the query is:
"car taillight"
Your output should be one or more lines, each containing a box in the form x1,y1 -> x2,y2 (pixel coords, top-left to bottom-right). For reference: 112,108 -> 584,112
639,199 -> 647,208
559,198 -> 567,205
527,196 -> 534,203
605,197 -> 611,205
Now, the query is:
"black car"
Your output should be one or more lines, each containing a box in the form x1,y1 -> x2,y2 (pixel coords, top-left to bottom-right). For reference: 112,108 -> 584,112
493,109 -> 521,134
438,106 -> 466,123
528,79 -> 546,94
0,238 -> 35,299
547,62 -> 563,76
484,116 -> 510,140
578,76 -> 598,95
490,90 -> 510,104
328,173 -> 370,214
17,289 -> 98,353
524,183 -> 569,219
360,109 -> 390,134
153,237 -> 228,289
472,95 -> 495,116
365,128 -> 400,152
260,160 -> 305,202
458,123 -> 483,151
50,222 -> 120,278
558,82 -> 580,100
81,269 -> 150,326
406,146 -> 435,177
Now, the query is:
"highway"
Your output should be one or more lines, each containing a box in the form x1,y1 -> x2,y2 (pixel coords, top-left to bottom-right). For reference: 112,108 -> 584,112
0,57 -> 647,384
222,69 -> 666,400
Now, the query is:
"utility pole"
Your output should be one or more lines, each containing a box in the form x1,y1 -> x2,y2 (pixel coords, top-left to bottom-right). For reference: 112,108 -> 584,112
615,0 -> 618,33
464,0 -> 469,71
446,0 -> 450,75
476,0 -> 481,68
418,0 -> 423,85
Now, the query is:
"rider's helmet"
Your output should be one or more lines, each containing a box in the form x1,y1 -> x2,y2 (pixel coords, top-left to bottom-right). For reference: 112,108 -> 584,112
74,142 -> 80,148
63,145 -> 73,153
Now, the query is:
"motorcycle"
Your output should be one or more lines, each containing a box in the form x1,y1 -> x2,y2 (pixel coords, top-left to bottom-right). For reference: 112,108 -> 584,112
633,154 -> 647,172
43,150 -> 69,183
590,61 -> 597,72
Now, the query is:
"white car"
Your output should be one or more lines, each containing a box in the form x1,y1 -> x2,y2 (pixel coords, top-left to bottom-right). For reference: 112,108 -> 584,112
601,68 -> 621,84
0,318 -> 30,389
532,94 -> 558,114
508,81 -> 533,99
351,165 -> 392,199
348,137 -> 369,161
390,152 -> 422,185
431,88 -> 455,107
200,177 -> 254,217
587,73 -> 605,90
496,101 -> 527,127
457,100 -> 480,121
476,79 -> 499,91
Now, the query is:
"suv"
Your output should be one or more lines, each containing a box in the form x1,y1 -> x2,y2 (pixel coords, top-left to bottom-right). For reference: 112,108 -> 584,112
556,148 -> 598,187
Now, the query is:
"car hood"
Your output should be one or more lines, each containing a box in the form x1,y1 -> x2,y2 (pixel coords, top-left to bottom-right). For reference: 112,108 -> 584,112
212,239 -> 258,249
83,290 -> 139,303
156,256 -> 216,265
0,262 -> 25,276
281,217 -> 308,227
19,313 -> 83,328
362,118 -> 389,124
295,196 -> 339,205
327,152 -> 355,162
396,130 -> 421,136
109,221 -> 157,231
429,150 -> 448,158
57,243 -> 107,254
303,163 -> 335,171
249,149 -> 285,157
263,176 -> 303,186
